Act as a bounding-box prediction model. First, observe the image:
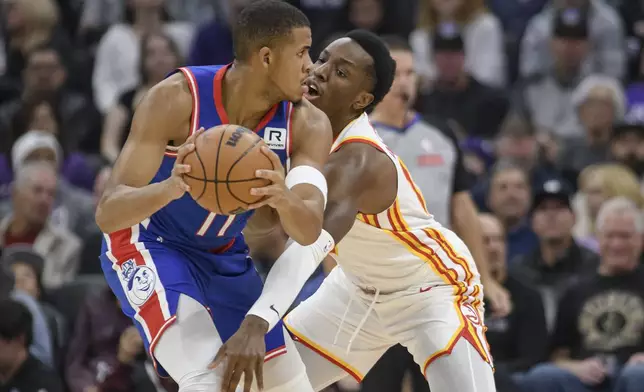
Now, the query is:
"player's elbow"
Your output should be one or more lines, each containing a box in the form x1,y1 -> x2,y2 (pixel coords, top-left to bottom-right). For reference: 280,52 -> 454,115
95,203 -> 112,234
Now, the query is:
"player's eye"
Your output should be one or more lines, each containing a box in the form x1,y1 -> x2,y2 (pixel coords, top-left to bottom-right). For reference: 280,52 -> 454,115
336,69 -> 347,78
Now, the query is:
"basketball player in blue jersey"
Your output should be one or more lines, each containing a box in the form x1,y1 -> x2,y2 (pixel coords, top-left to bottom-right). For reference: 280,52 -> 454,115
94,0 -> 333,391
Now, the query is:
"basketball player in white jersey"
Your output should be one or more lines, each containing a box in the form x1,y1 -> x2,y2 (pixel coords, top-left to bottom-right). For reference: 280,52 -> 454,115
214,30 -> 496,391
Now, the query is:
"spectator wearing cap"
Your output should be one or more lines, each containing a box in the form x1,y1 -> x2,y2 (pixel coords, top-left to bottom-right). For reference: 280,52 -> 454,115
470,111 -> 563,216
520,0 -> 625,81
0,299 -> 63,391
512,178 -> 599,331
486,160 -> 539,260
0,130 -> 96,240
416,22 -> 509,140
519,197 -> 644,392
410,0 -> 505,88
0,160 -> 81,289
515,7 -> 593,141
610,107 -> 644,180
557,75 -> 626,176
479,213 -> 548,386
2,245 -> 66,366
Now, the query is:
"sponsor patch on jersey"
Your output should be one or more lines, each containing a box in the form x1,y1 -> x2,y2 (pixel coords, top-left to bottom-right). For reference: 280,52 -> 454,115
417,154 -> 444,166
264,127 -> 287,150
121,259 -> 156,306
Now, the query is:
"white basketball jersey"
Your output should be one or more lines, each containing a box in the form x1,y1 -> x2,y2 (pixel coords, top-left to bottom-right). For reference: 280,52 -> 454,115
330,113 -> 480,293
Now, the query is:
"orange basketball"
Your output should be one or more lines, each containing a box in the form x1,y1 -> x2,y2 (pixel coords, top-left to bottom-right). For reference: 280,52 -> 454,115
181,124 -> 273,215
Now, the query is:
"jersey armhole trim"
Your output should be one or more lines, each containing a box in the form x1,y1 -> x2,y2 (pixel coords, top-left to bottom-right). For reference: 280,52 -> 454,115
165,67 -> 200,157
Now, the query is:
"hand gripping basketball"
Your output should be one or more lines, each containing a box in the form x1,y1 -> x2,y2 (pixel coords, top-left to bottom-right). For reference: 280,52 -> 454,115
164,127 -> 205,200
248,146 -> 289,210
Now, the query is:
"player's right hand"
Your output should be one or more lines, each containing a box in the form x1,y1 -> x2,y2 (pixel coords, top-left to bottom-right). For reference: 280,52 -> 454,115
210,315 -> 269,392
570,358 -> 606,385
164,127 -> 205,200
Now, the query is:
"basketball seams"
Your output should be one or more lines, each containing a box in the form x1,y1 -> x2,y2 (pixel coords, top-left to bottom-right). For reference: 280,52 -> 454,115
191,146 -> 208,201
225,132 -> 268,211
214,126 -> 228,214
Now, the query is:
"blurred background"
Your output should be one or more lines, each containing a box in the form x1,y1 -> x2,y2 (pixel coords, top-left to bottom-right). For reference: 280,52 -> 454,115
2,0 -> 644,391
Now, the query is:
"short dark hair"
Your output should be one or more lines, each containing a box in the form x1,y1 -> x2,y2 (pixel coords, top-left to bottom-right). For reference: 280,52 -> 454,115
345,30 -> 396,111
233,0 -> 310,61
380,35 -> 412,53
0,299 -> 33,347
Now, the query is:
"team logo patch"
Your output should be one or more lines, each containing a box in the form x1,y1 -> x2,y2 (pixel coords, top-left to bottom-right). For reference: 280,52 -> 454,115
264,127 -> 287,150
121,259 -> 156,306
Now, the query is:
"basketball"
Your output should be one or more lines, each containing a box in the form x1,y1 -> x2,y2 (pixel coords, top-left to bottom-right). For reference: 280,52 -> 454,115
182,124 -> 273,215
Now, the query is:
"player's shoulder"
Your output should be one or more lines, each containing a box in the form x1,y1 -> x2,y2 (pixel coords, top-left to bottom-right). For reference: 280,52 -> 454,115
330,138 -> 391,179
290,99 -> 332,144
293,99 -> 331,128
146,72 -> 192,108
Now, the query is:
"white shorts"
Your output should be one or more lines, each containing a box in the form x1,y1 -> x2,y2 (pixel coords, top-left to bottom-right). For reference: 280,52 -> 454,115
284,267 -> 495,391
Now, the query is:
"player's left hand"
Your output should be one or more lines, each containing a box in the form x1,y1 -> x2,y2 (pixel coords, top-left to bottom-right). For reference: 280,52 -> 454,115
249,146 -> 291,210
209,315 -> 269,392
484,279 -> 512,318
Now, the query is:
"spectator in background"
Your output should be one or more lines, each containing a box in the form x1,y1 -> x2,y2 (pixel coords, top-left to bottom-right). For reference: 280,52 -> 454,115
2,246 -> 66,367
486,0 -> 548,83
1,0 -> 76,90
0,131 -> 97,240
486,160 -> 538,260
0,260 -> 55,368
516,7 -> 590,141
65,287 -> 177,392
187,0 -> 250,67
101,32 -> 182,163
79,0 -> 215,40
416,24 -> 509,140
520,0 -> 625,81
0,45 -> 100,155
92,0 -> 194,113
558,75 -> 626,177
4,98 -> 98,192
572,163 -> 643,253
520,197 -> 644,392
479,213 -> 547,389
0,299 -> 63,391
410,0 -> 505,88
512,179 -> 598,330
343,0 -> 386,34
0,161 -> 81,289
610,107 -> 644,181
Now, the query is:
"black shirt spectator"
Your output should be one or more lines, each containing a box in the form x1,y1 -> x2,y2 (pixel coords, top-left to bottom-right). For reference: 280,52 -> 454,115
0,299 -> 63,392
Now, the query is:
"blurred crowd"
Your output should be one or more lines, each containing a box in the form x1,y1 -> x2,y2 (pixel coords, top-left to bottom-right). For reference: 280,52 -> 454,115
1,0 -> 644,391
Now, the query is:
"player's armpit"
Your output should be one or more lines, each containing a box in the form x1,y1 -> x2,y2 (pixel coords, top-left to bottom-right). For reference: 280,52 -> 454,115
96,74 -> 193,233
274,101 -> 333,244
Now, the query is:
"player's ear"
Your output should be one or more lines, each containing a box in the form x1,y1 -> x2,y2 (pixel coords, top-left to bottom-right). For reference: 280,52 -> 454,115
353,92 -> 374,111
259,47 -> 272,69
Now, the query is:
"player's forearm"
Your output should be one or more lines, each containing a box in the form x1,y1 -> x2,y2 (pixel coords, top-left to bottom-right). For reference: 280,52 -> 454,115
96,182 -> 175,233
276,196 -> 323,245
247,229 -> 334,330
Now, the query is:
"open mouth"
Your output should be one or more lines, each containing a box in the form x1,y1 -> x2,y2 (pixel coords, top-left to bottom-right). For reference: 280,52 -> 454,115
303,80 -> 321,100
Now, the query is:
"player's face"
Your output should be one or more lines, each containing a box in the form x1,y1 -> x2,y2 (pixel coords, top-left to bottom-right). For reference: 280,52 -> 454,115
304,38 -> 374,115
269,27 -> 313,102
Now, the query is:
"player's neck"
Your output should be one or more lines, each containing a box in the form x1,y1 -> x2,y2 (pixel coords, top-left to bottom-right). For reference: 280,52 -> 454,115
222,63 -> 277,125
331,112 -> 362,138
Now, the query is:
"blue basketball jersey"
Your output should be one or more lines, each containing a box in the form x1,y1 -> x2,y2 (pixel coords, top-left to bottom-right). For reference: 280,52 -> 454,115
146,64 -> 294,253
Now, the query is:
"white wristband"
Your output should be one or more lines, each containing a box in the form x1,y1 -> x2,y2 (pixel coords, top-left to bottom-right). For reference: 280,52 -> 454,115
247,229 -> 335,331
285,165 -> 328,208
